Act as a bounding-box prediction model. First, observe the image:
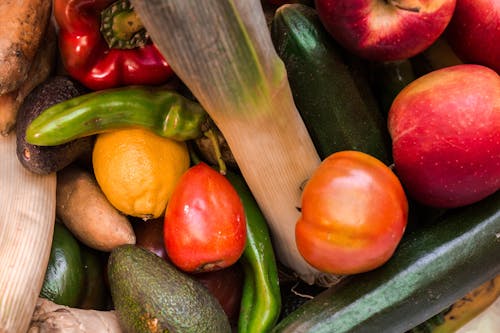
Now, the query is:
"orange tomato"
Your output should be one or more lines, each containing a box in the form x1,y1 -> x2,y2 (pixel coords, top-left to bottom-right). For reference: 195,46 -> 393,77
295,151 -> 408,275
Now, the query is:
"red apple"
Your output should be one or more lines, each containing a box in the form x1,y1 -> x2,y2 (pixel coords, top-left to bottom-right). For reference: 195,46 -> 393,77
315,0 -> 456,61
445,0 -> 500,73
388,64 -> 500,208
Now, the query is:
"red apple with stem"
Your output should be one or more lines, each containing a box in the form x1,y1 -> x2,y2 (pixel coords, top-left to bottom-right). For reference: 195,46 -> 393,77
445,0 -> 500,73
315,0 -> 456,61
388,64 -> 500,208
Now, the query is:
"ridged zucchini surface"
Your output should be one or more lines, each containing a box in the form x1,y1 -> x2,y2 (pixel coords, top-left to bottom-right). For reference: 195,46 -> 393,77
273,191 -> 500,333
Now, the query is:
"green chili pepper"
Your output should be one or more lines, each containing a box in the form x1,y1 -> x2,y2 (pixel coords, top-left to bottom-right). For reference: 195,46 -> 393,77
25,86 -> 208,146
188,140 -> 281,332
225,171 -> 282,333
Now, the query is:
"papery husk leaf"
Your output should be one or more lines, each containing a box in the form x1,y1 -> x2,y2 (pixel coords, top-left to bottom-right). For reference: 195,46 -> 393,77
132,0 -> 340,285
0,132 -> 56,332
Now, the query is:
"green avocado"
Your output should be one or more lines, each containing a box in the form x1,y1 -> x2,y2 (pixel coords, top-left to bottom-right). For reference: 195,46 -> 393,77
108,244 -> 231,333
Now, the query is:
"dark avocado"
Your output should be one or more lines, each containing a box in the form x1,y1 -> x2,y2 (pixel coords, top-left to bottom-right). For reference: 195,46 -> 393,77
16,75 -> 93,174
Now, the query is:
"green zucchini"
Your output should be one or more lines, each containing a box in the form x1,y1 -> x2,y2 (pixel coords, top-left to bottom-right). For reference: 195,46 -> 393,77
271,4 -> 391,163
273,191 -> 500,332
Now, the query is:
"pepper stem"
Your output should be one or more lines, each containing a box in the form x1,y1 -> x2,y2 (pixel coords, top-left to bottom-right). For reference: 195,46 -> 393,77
204,129 -> 227,175
100,0 -> 148,49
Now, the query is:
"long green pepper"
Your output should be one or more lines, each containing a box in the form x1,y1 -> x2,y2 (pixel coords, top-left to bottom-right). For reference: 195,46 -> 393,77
225,171 -> 282,333
25,86 -> 208,146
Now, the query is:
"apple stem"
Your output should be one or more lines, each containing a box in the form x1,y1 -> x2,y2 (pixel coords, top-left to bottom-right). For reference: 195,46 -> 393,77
388,0 -> 421,12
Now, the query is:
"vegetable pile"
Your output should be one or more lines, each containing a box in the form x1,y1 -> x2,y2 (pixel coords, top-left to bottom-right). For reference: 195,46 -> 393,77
0,0 -> 498,332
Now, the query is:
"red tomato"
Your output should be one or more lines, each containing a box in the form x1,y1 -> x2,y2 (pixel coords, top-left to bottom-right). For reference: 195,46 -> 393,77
296,151 -> 408,275
133,215 -> 244,324
164,162 -> 246,273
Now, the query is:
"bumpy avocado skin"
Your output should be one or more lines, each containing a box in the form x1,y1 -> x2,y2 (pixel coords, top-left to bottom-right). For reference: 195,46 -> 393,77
108,245 -> 231,333
16,75 -> 93,175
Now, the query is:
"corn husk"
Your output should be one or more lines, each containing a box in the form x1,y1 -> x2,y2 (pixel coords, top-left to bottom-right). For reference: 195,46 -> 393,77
0,132 -> 56,332
131,0 -> 341,285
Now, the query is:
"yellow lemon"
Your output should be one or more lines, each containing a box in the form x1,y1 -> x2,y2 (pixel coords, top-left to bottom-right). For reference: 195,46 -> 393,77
92,128 -> 190,219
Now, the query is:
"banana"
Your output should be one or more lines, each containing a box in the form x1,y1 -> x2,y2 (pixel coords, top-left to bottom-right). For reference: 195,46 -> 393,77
435,275 -> 500,333
409,275 -> 500,333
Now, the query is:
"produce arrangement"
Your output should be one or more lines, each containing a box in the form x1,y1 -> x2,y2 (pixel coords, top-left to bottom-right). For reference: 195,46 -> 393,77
0,0 -> 498,332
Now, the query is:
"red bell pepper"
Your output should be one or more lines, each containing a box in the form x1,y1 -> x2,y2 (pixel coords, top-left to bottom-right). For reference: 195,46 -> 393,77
54,0 -> 174,91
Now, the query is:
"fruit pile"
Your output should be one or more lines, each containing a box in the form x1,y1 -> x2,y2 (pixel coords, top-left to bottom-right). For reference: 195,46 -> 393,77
0,0 -> 498,332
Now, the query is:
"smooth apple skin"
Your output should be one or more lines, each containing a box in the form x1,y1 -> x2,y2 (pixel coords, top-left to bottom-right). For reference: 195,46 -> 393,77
315,0 -> 456,61
446,0 -> 500,73
388,64 -> 500,208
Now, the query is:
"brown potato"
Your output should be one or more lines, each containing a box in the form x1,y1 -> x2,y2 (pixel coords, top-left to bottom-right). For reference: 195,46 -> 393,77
56,164 -> 136,252
0,0 -> 52,94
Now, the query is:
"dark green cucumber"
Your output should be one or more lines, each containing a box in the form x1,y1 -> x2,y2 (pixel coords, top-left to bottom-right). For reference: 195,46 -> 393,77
368,59 -> 417,117
108,244 -> 231,333
40,222 -> 85,307
273,191 -> 500,333
410,38 -> 463,78
271,4 -> 391,163
79,245 -> 109,310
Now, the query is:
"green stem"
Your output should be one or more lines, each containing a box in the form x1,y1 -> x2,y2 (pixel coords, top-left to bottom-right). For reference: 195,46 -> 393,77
100,0 -> 148,49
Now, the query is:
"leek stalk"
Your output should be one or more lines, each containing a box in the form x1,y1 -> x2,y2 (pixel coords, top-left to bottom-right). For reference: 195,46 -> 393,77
131,0 -> 337,285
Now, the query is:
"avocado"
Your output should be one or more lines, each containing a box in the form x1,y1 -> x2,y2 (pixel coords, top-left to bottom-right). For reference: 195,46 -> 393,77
16,75 -> 93,175
108,244 -> 231,333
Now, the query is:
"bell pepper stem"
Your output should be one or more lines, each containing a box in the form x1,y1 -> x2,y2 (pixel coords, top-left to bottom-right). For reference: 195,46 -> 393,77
100,0 -> 148,49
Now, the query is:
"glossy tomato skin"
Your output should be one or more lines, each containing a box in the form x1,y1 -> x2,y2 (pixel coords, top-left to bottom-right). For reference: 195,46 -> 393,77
296,151 -> 408,275
164,162 -> 246,273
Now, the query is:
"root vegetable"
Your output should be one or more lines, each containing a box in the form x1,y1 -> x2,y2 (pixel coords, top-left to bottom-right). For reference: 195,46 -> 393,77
0,19 -> 56,136
56,164 -> 136,252
28,298 -> 122,333
0,0 -> 52,95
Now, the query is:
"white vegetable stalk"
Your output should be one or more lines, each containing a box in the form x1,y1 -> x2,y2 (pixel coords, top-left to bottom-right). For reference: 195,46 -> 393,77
132,0 -> 338,284
0,133 -> 56,332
